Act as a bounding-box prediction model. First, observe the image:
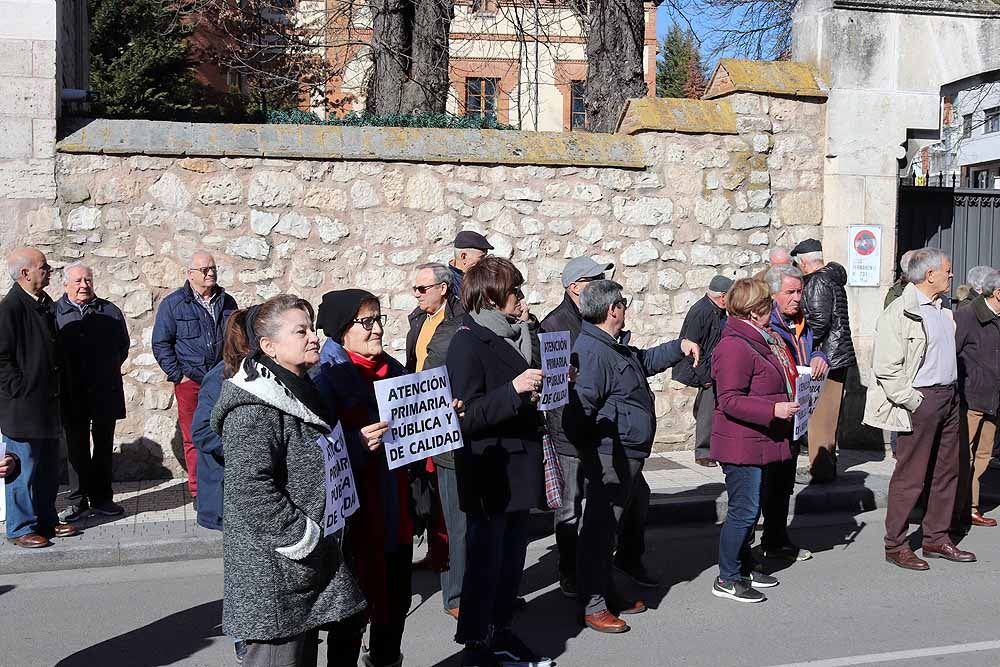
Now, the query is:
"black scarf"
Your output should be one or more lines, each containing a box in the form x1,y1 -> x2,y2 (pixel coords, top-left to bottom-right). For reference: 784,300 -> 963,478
258,356 -> 333,426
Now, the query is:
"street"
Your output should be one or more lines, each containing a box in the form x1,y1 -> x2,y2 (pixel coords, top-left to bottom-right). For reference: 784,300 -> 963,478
2,508 -> 999,667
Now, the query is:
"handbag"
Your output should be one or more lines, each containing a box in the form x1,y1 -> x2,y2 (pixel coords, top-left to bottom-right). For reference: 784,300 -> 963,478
541,432 -> 564,509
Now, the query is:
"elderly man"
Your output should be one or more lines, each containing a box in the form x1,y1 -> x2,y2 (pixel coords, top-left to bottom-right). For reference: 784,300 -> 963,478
791,239 -> 856,483
540,256 -> 614,597
55,263 -> 130,522
449,231 -> 492,296
404,261 -> 466,618
753,246 -> 793,280
866,247 -> 975,570
568,280 -> 698,633
0,248 -> 78,548
674,275 -> 733,466
954,269 -> 1000,530
957,265 -> 993,309
764,265 -> 829,561
152,250 -> 237,499
884,249 -> 916,308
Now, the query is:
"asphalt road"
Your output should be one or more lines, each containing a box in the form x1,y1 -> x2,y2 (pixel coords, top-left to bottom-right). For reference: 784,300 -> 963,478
2,508 -> 999,667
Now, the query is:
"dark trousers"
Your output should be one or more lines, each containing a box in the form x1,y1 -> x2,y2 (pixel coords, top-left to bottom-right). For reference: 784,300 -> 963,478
174,380 -> 201,497
368,545 -> 413,666
436,466 -> 466,612
553,453 -> 586,578
64,418 -> 116,506
3,435 -> 59,538
693,386 -> 716,460
456,510 -> 530,645
760,455 -> 796,550
718,464 -> 763,582
885,386 -> 961,552
577,450 -> 648,615
242,611 -> 366,667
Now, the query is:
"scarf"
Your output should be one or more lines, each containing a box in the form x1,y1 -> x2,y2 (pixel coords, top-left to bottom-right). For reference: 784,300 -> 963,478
470,307 -> 533,363
750,321 -> 798,400
257,356 -> 332,425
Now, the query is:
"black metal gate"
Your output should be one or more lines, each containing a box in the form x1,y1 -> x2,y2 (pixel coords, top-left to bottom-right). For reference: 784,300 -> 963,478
896,185 -> 1000,295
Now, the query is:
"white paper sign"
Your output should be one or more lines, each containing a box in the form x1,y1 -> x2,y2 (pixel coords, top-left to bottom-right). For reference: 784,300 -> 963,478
793,366 -> 826,440
316,422 -> 359,537
374,366 -> 464,471
538,331 -> 571,411
847,225 -> 882,287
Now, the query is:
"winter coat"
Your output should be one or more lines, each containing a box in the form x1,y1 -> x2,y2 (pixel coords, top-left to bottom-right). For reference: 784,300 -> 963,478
404,295 -> 466,373
212,361 -> 365,641
566,322 -> 685,460
446,315 -> 545,515
0,283 -> 62,440
152,282 -> 237,385
192,362 -> 225,531
709,318 -> 795,466
55,295 -> 129,423
769,305 -> 829,368
802,262 -> 856,369
956,295 -> 1000,416
863,283 -> 953,432
673,294 -> 726,388
539,294 -> 585,458
884,279 -> 906,309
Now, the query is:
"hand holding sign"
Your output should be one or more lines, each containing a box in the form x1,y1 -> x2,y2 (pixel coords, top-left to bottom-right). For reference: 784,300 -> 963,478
513,368 -> 545,394
361,421 -> 389,452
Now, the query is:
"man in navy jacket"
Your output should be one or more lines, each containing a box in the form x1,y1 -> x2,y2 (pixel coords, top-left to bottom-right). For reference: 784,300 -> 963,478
152,251 -> 237,500
568,280 -> 698,634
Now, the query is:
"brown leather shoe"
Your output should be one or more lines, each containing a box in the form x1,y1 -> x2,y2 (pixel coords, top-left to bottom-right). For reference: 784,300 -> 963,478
885,548 -> 929,571
614,600 -> 647,615
10,533 -> 52,549
583,610 -> 629,633
970,511 -> 997,527
695,458 -> 718,467
53,523 -> 79,538
444,607 -> 459,620
923,542 -> 976,562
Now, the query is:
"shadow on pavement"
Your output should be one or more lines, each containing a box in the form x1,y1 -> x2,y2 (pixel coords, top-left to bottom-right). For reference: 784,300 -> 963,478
55,599 -> 223,667
0,585 -> 14,596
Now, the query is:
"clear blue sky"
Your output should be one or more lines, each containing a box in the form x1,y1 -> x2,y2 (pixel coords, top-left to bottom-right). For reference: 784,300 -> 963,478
654,2 -> 744,67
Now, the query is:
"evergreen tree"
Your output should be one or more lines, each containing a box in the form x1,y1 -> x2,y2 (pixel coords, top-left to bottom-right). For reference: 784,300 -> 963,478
89,0 -> 197,119
682,49 -> 707,99
656,23 -> 692,99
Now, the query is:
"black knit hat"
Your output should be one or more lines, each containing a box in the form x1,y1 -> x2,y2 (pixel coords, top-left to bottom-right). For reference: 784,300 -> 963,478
790,238 -> 823,257
317,289 -> 377,342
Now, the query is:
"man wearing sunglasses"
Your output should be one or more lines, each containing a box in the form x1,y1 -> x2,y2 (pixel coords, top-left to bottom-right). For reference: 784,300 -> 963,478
152,250 -> 238,501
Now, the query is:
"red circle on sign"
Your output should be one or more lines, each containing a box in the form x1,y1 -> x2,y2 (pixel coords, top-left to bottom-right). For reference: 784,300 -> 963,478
853,230 -> 877,256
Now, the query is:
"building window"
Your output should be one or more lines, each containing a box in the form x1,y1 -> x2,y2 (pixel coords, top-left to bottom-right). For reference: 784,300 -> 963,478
975,169 -> 989,189
962,114 -> 973,138
465,77 -> 498,121
986,107 -> 1000,134
570,80 -> 587,130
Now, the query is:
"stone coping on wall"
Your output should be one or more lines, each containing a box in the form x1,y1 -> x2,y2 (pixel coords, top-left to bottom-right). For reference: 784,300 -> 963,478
833,0 -> 1000,16
703,59 -> 828,101
616,98 -> 738,136
56,119 -> 648,169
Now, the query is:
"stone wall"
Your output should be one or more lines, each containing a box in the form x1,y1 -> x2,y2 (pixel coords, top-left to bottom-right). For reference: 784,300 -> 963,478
23,91 -> 824,479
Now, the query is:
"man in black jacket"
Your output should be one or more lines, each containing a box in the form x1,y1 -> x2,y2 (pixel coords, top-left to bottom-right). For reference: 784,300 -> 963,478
539,256 -> 613,598
0,247 -> 79,548
673,275 -> 732,466
793,239 -> 857,483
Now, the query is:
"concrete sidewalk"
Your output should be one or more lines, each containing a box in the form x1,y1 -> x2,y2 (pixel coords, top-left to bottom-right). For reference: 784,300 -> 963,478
1,447 -> 990,575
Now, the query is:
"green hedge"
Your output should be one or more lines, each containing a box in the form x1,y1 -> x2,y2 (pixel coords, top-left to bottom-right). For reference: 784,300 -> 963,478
266,109 -> 516,130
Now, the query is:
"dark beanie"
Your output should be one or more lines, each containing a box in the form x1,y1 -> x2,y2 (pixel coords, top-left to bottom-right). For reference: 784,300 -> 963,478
317,289 -> 376,342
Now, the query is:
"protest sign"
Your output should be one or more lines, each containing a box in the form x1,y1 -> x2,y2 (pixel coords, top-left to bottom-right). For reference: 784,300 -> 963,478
538,331 -> 571,411
793,366 -> 826,440
374,366 -> 464,471
316,422 -> 359,537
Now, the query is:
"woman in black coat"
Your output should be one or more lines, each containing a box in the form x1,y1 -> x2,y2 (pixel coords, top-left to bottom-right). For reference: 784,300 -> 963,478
445,256 -> 550,667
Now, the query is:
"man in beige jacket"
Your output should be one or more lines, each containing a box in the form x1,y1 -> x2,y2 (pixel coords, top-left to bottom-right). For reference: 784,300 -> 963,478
865,247 -> 975,571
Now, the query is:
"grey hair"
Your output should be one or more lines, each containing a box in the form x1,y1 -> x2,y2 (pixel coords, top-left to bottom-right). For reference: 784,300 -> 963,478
580,279 -> 624,324
62,261 -> 93,285
904,247 -> 948,284
764,265 -> 804,295
982,270 -> 1000,296
189,249 -> 214,265
899,249 -> 915,272
707,289 -> 726,298
797,250 -> 824,264
415,262 -> 452,287
966,265 -> 993,292
769,247 -> 791,264
6,252 -> 32,281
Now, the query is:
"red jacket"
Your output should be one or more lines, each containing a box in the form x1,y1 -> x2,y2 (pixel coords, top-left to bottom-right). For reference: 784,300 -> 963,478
709,317 -> 794,466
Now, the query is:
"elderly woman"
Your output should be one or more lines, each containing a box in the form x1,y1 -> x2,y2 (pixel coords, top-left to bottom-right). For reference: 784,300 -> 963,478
311,289 -> 412,667
710,279 -> 801,604
212,294 -> 366,666
446,256 -> 550,667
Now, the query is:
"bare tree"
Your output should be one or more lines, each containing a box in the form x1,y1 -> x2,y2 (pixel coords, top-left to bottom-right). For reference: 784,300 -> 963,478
584,0 -> 648,132
683,0 -> 796,60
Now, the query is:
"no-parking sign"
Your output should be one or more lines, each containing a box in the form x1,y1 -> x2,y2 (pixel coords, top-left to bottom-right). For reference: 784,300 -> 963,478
847,225 -> 882,286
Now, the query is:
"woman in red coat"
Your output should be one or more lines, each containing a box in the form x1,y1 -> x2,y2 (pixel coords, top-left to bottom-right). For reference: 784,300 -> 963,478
710,279 -> 801,604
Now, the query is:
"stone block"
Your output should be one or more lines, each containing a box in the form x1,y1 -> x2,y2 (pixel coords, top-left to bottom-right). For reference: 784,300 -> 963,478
31,39 -> 56,78
403,171 -> 444,211
247,170 -> 304,208
198,174 -> 242,205
621,240 -> 659,267
350,180 -> 378,209
777,191 -> 822,225
0,116 -> 32,158
619,197 -> 673,227
731,212 -> 771,230
66,206 -> 101,231
658,268 -> 684,290
0,158 -> 55,198
690,244 -> 725,266
694,196 -> 731,230
303,186 -> 347,211
275,211 -> 311,239
0,39 -> 32,76
148,172 -> 192,211
316,216 -> 349,244
228,236 -> 270,261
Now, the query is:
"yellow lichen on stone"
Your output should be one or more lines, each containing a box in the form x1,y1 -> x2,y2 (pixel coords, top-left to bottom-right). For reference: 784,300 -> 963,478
703,59 -> 827,100
616,97 -> 737,136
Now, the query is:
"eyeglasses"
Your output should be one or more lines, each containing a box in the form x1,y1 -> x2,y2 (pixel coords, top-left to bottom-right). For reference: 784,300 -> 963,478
412,282 -> 445,295
613,297 -> 632,311
575,274 -> 604,284
513,287 -> 525,300
189,266 -> 218,276
353,314 -> 387,331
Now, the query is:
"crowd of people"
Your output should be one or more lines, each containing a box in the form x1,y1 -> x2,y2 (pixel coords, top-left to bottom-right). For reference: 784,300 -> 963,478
0,231 -> 998,666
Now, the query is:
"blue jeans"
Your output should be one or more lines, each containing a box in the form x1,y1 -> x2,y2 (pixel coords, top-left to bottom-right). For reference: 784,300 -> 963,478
3,436 -> 60,538
436,465 -> 466,612
719,463 -> 763,583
